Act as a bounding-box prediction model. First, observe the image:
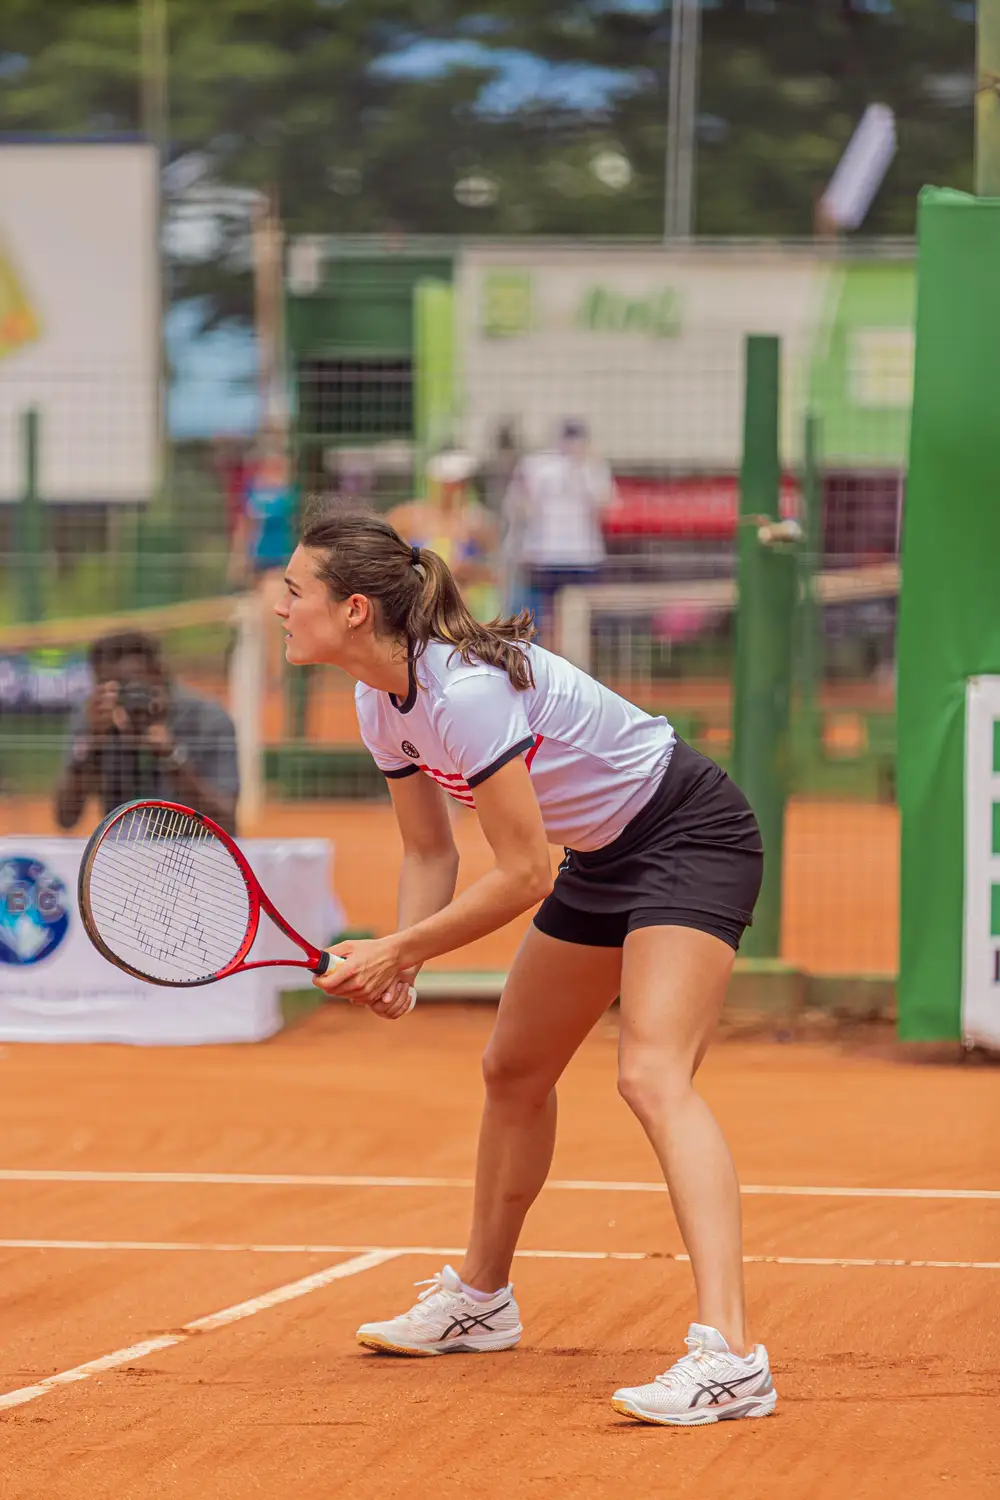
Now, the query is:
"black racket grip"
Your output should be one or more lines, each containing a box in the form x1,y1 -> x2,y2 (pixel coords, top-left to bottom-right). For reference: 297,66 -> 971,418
314,951 -> 331,977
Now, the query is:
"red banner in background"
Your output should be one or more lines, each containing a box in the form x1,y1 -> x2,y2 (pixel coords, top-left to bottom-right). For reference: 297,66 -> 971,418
603,475 -> 802,541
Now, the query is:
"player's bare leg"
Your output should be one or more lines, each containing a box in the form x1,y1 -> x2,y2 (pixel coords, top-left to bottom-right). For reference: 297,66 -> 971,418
356,927 -> 619,1356
617,924 -> 746,1352
609,924 -> 776,1424
458,927 -> 621,1292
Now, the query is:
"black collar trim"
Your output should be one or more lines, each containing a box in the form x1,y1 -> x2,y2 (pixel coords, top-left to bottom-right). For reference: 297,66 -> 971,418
389,654 -> 418,715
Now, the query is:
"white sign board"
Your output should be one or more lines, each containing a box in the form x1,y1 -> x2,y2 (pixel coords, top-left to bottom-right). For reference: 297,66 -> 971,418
0,143 -> 159,502
962,676 -> 1000,1048
456,245 -> 826,468
0,837 -> 341,1045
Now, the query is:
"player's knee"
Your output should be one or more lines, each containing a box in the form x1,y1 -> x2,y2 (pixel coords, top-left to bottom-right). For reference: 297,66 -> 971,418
617,1051 -> 689,1123
482,1044 -> 551,1111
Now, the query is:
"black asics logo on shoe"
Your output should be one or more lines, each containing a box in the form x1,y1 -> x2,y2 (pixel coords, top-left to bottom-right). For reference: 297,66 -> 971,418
689,1369 -> 769,1409
441,1301 -> 512,1339
401,741 -> 420,759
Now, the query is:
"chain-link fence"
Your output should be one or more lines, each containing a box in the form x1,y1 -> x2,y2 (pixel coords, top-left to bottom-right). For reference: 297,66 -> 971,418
0,239 -> 909,975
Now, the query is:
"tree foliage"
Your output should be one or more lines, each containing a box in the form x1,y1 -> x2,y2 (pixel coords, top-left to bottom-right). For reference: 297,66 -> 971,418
0,1 -> 976,321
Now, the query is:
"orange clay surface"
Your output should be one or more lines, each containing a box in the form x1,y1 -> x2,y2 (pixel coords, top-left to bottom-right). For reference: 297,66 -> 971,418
1,793 -> 899,977
0,1010 -> 997,1499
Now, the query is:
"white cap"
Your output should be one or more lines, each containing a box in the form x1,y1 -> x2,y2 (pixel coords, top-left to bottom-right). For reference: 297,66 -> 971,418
426,448 -> 477,484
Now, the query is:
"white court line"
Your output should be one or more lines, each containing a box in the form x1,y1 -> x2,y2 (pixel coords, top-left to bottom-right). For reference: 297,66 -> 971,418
0,1169 -> 997,1202
1,1239 -> 997,1271
0,1248 -> 397,1413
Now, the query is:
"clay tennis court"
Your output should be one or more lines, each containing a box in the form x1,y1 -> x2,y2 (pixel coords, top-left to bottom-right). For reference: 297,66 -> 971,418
0,1007 -> 996,1498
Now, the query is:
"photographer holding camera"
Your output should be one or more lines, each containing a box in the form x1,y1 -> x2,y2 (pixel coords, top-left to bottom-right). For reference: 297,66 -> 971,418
54,631 -> 239,835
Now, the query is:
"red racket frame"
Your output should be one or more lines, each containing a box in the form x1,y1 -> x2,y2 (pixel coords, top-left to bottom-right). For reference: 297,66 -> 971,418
78,798 -> 332,988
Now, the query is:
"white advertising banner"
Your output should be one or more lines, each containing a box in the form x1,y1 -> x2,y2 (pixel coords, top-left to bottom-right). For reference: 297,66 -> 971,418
0,143 -> 159,502
0,838 -> 340,1045
456,244 -> 826,468
962,676 -> 1000,1049
453,243 -> 916,470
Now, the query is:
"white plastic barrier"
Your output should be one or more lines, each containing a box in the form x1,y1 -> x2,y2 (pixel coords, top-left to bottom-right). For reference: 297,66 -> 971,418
0,837 -> 342,1045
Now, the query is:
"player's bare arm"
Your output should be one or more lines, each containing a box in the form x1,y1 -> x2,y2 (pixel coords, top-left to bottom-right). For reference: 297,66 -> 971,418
315,757 -> 551,1004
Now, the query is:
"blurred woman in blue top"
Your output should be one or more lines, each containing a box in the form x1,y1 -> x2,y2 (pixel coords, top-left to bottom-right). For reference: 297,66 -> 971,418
246,440 -> 298,575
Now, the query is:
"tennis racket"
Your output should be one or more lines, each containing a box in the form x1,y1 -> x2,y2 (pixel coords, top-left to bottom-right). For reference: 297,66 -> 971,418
77,799 -> 416,1012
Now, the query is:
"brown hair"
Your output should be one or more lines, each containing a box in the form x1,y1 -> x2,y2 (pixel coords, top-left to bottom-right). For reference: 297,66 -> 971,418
300,508 -> 536,690
89,631 -> 164,677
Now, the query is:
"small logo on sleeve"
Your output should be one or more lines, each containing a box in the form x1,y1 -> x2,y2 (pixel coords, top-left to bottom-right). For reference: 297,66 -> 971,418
401,740 -> 420,759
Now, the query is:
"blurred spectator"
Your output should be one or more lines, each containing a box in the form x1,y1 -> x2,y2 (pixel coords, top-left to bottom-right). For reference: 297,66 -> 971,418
211,436 -> 251,568
386,448 -> 500,618
243,433 -> 298,580
503,419 -> 616,639
233,431 -> 301,688
224,428 -> 298,589
484,420 -> 521,517
54,632 -> 239,835
335,448 -> 378,507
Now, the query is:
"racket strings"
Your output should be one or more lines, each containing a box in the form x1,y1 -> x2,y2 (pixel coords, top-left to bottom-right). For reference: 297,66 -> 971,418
94,848 -> 247,959
92,863 -> 244,976
87,806 -> 252,983
92,848 -> 247,979
95,840 -> 248,945
102,809 -> 246,940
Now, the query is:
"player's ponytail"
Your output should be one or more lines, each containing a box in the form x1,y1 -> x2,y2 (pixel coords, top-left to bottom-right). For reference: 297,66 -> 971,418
301,508 -> 536,691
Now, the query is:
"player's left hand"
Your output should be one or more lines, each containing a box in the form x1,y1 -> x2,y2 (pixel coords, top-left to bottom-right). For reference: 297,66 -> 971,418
369,967 -> 419,1021
313,937 -> 406,1008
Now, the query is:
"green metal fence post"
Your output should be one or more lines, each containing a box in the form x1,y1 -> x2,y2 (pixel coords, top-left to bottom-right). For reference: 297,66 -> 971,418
15,408 -> 45,623
286,419 -> 310,748
798,412 -> 823,740
732,336 -> 796,959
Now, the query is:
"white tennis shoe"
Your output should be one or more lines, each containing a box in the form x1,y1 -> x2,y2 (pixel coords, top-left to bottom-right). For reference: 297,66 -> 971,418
356,1265 -> 522,1356
611,1323 -> 777,1426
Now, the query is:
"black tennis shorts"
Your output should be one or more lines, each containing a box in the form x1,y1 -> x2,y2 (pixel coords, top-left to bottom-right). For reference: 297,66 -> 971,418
533,738 -> 764,952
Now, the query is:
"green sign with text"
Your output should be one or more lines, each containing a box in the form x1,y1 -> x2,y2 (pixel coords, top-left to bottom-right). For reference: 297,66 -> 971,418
575,285 -> 681,338
480,270 -> 681,340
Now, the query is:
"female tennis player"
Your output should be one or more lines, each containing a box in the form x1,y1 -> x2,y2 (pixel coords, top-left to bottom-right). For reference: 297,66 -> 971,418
277,510 -> 776,1427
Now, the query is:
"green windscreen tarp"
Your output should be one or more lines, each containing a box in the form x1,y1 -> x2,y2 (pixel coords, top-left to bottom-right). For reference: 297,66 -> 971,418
897,187 -> 1000,1040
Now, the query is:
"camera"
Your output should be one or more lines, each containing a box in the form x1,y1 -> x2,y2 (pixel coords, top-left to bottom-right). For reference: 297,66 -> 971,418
116,681 -> 163,728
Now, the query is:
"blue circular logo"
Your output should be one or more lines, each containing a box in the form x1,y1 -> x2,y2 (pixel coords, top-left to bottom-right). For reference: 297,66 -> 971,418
0,856 -> 70,966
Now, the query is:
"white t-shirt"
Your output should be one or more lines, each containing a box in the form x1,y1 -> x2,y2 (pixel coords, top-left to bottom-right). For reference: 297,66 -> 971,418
355,639 -> 675,852
506,450 -> 614,568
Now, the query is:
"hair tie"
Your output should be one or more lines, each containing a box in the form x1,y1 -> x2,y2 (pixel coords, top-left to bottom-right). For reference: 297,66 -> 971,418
410,545 -> 421,568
